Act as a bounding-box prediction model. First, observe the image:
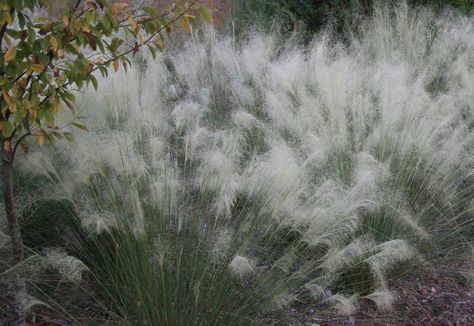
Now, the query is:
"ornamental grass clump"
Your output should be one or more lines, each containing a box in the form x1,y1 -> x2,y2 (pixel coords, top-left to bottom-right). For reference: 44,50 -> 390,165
10,3 -> 474,324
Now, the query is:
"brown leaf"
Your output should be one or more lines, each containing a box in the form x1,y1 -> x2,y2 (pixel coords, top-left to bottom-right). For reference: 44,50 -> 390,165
113,58 -> 120,72
85,1 -> 98,10
3,140 -> 11,153
21,30 -> 27,41
84,32 -> 97,50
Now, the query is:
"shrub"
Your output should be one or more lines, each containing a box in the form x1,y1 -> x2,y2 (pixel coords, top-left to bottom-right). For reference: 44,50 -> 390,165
230,0 -> 474,37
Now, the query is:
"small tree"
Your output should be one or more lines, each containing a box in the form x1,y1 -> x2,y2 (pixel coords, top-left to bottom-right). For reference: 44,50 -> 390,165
0,0 -> 211,324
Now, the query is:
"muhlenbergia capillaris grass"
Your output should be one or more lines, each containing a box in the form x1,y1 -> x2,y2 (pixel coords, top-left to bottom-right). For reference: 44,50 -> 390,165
6,3 -> 474,324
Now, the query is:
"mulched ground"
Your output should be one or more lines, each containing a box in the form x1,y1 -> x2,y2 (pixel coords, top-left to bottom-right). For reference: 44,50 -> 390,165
281,258 -> 474,325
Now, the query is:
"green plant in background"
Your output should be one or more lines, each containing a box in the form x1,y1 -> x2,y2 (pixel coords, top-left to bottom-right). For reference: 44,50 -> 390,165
0,0 -> 212,324
230,0 -> 474,37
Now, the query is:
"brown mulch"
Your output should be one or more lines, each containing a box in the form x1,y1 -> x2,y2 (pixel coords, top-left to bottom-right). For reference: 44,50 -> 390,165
280,258 -> 474,325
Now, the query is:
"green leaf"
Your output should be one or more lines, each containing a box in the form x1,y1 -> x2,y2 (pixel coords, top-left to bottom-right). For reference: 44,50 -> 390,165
147,44 -> 157,60
143,6 -> 158,17
198,5 -> 213,24
63,132 -> 74,142
17,12 -> 25,28
72,122 -> 88,131
44,110 -> 55,125
0,121 -> 13,138
90,75 -> 98,91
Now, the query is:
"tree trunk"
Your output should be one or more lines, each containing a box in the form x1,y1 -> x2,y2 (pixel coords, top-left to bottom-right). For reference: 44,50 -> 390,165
2,140 -> 27,326
2,157 -> 23,262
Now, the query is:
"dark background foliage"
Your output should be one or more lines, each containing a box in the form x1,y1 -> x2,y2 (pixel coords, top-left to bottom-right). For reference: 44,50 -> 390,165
230,0 -> 474,36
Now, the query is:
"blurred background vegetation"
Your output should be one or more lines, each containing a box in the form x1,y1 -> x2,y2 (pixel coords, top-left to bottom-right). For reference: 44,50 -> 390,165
229,0 -> 474,37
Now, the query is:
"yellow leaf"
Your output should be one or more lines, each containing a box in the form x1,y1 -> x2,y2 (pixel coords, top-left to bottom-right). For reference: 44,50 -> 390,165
5,12 -> 13,25
82,20 -> 91,33
180,16 -> 191,33
2,91 -> 15,112
4,47 -> 16,62
75,18 -> 81,32
50,36 -> 58,51
155,38 -> 163,51
53,101 -> 61,113
31,63 -> 45,73
112,3 -> 129,14
36,131 -> 46,146
63,15 -> 69,27
35,17 -> 49,23
12,84 -> 19,97
2,91 -> 10,102
127,16 -> 137,31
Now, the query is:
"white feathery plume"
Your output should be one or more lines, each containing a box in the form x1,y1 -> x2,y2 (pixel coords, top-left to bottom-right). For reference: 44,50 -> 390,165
325,294 -> 358,316
363,287 -> 397,312
43,249 -> 88,283
80,211 -> 117,235
229,255 -> 255,279
210,229 -> 233,263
